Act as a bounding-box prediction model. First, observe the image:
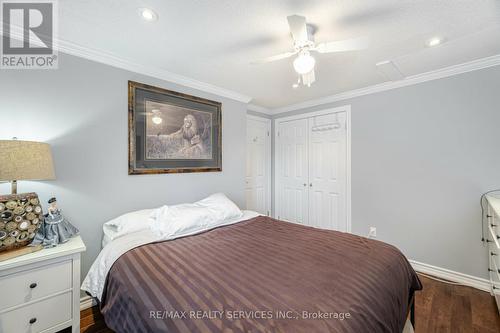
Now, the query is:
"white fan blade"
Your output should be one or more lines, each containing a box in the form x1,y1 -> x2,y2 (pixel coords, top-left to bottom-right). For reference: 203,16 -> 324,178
287,15 -> 309,43
251,51 -> 297,64
315,37 -> 369,53
302,70 -> 315,87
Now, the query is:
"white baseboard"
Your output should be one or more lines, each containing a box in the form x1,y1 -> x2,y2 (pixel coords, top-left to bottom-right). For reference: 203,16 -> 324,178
80,295 -> 97,311
409,259 -> 491,292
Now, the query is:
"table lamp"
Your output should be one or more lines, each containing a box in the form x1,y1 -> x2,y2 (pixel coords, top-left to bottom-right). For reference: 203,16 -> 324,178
0,139 -> 55,194
0,139 -> 55,256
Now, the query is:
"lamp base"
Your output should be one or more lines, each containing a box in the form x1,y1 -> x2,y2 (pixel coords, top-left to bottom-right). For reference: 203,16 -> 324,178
0,192 -> 43,253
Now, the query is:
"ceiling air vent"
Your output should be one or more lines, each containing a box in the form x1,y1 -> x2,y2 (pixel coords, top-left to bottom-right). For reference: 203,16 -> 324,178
376,60 -> 405,81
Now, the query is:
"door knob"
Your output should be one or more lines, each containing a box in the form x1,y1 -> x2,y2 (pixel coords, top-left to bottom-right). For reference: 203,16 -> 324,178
303,183 -> 307,186
309,183 -> 312,187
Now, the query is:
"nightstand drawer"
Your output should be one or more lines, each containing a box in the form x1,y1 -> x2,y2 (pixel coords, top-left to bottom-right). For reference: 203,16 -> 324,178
0,291 -> 72,333
491,245 -> 500,267
0,260 -> 72,312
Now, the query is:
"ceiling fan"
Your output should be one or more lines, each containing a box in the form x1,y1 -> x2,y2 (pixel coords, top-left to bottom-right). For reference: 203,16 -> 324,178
252,15 -> 368,87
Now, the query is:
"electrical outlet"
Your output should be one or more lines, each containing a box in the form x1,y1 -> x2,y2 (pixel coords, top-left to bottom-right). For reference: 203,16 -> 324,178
368,227 -> 377,239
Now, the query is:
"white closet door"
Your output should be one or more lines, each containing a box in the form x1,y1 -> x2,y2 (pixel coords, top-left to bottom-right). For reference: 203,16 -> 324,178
308,112 -> 347,231
277,118 -> 309,225
246,117 -> 271,215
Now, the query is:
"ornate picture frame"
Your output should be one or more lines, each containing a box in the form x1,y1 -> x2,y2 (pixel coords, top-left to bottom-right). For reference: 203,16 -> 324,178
128,81 -> 222,174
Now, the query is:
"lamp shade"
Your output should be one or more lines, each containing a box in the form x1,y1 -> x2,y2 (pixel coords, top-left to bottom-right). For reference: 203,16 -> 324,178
0,140 -> 56,181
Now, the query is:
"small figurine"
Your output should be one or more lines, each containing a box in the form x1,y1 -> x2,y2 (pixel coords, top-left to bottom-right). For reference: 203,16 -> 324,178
31,197 -> 79,248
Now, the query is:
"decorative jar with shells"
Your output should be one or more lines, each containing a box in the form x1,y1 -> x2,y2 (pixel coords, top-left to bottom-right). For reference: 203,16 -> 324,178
0,193 -> 43,252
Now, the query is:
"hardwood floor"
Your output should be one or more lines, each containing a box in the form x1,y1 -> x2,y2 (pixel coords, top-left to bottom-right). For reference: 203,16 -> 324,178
80,306 -> 112,333
79,274 -> 500,333
415,275 -> 499,333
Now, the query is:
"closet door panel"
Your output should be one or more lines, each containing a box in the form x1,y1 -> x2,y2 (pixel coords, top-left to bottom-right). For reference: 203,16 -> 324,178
246,117 -> 270,215
277,119 -> 309,225
308,112 -> 347,231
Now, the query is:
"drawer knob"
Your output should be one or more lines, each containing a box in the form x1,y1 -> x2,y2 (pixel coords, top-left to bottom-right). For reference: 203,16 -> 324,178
29,318 -> 37,324
29,282 -> 37,289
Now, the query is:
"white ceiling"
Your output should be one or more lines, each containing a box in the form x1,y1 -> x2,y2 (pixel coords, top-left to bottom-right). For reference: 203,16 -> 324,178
58,0 -> 500,108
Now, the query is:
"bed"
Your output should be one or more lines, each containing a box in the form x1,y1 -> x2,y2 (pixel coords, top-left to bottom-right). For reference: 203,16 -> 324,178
82,210 -> 421,333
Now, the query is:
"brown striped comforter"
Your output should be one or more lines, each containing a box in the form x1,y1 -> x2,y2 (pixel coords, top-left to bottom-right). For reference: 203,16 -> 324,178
100,216 -> 421,333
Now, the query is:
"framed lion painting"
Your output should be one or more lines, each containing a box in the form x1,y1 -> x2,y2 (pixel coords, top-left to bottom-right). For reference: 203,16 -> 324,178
128,81 -> 222,174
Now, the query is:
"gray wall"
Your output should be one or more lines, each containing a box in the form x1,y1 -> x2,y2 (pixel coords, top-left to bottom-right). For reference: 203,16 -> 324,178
0,54 -> 248,286
273,65 -> 500,279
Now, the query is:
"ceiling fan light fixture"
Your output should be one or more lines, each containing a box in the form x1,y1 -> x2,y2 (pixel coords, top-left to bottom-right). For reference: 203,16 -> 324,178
293,52 -> 315,75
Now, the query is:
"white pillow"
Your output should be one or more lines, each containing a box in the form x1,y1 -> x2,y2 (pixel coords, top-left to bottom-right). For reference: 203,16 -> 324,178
102,209 -> 154,245
197,193 -> 243,221
150,204 -> 217,239
150,193 -> 243,239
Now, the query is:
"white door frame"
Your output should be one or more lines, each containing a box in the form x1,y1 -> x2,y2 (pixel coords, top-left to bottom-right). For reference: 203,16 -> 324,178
274,105 -> 352,232
247,114 -> 272,216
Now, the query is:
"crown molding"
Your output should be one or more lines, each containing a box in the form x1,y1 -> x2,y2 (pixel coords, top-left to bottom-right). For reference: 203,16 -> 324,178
1,28 -> 252,104
58,40 -> 253,103
272,54 -> 500,115
247,103 -> 272,115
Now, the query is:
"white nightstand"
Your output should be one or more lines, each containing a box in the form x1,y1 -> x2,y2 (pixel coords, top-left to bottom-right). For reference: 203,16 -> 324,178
0,236 -> 86,333
486,195 -> 500,313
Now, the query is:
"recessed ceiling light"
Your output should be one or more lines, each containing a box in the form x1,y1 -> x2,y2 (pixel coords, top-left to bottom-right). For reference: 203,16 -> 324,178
139,8 -> 158,21
292,83 -> 299,89
427,37 -> 442,47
